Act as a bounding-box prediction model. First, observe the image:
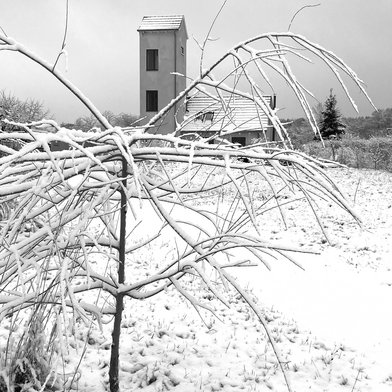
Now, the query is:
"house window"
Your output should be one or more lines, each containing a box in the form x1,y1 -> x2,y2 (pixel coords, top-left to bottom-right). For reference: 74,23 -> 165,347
195,111 -> 214,122
203,111 -> 214,121
146,90 -> 158,112
146,49 -> 158,71
195,113 -> 203,121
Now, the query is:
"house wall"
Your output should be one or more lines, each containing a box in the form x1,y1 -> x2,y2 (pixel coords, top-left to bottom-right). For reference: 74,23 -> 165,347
139,25 -> 187,134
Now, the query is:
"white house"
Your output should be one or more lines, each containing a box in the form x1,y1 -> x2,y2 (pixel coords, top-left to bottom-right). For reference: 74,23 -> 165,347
138,15 -> 276,145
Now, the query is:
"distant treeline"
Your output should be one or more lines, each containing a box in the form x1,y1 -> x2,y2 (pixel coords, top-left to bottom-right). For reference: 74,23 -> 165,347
344,108 -> 392,139
283,108 -> 392,172
283,108 -> 392,147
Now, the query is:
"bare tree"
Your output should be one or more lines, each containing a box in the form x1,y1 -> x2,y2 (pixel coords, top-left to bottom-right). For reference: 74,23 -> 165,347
0,90 -> 49,124
0,90 -> 50,159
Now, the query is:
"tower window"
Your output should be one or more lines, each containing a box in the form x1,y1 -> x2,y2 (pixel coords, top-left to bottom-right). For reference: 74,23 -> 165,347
146,90 -> 158,112
146,49 -> 158,71
181,46 -> 185,56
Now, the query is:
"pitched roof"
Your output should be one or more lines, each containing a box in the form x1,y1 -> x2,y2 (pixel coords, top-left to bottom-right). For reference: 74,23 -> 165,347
181,93 -> 274,133
138,15 -> 186,33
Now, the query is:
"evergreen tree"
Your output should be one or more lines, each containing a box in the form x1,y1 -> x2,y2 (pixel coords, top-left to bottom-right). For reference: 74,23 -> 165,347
318,89 -> 346,139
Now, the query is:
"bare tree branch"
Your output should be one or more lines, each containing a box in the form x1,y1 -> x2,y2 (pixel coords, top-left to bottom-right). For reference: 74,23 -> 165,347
52,0 -> 70,72
288,3 -> 321,31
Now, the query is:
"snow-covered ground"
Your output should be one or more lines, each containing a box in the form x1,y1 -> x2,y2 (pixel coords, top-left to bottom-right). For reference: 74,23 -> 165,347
1,167 -> 391,391
235,168 -> 392,379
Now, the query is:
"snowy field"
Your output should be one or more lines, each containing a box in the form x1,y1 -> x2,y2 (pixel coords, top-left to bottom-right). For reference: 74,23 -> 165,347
1,167 -> 391,391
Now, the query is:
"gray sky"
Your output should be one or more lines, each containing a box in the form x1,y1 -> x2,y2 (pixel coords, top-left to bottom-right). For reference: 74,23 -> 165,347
0,0 -> 391,123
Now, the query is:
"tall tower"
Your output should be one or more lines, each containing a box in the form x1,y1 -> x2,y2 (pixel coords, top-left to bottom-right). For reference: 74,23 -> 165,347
138,15 -> 188,134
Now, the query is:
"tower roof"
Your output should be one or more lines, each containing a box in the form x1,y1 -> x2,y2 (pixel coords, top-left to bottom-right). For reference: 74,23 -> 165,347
138,15 -> 187,37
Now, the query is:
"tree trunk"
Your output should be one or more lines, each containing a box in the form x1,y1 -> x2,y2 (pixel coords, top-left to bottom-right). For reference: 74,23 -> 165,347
109,156 -> 127,392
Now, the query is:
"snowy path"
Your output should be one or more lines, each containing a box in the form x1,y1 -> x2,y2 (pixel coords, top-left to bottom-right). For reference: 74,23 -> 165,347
234,249 -> 392,381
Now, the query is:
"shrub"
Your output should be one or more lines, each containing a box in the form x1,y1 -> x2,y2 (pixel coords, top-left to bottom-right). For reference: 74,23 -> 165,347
367,137 -> 392,170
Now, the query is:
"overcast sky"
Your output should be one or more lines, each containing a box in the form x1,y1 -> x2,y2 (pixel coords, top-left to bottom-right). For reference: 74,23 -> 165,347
0,0 -> 391,123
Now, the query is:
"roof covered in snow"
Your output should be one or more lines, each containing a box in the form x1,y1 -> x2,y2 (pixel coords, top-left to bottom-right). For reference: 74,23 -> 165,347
181,93 -> 274,133
138,15 -> 187,36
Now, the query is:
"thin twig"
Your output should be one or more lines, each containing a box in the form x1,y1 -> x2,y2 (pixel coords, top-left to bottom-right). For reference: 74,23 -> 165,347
52,0 -> 70,72
288,3 -> 321,31
199,0 -> 229,77
0,25 -> 8,37
353,177 -> 361,204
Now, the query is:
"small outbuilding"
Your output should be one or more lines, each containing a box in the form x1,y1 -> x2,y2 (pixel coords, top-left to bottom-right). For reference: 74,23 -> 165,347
180,92 -> 277,145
